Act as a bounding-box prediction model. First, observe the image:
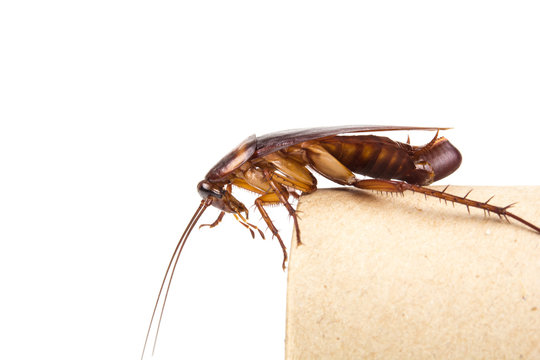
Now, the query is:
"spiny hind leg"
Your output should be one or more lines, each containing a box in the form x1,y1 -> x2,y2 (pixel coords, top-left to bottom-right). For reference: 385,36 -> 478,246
353,179 -> 540,233
293,143 -> 539,234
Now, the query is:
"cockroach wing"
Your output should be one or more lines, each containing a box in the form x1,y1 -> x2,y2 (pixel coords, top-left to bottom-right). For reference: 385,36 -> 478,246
254,125 -> 447,157
205,135 -> 257,181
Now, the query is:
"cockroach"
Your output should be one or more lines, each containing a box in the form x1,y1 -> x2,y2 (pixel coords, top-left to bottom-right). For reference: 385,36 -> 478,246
141,125 -> 539,358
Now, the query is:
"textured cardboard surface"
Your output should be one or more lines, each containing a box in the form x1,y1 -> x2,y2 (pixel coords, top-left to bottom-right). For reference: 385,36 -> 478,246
286,186 -> 540,360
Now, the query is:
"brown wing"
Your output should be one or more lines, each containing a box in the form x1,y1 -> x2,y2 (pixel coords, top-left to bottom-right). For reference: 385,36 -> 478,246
254,125 -> 448,157
205,125 -> 448,181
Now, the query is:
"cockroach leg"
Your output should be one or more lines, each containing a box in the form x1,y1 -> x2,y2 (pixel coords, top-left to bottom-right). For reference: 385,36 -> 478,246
484,195 -> 495,205
263,168 -> 303,246
255,197 -> 288,270
289,191 -> 300,199
233,214 -> 255,239
353,179 -> 540,233
199,211 -> 225,229
234,212 -> 265,240
301,143 -> 356,186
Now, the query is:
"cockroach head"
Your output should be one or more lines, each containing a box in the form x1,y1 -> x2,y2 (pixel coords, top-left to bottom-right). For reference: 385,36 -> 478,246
197,180 -> 248,215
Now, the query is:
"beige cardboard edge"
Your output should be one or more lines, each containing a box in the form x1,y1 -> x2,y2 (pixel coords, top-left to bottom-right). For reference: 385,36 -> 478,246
286,186 -> 540,360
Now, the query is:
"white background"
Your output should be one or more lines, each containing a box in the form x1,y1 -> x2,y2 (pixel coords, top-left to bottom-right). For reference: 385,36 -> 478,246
1,1 -> 539,360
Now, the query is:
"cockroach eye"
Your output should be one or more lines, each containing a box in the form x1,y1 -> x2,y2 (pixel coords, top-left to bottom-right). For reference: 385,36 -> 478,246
197,180 -> 223,199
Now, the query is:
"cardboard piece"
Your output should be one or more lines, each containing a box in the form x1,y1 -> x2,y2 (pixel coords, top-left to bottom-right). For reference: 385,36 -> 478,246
286,186 -> 540,359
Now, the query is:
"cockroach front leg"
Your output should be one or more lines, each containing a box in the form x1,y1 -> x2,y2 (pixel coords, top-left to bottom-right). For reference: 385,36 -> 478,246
233,212 -> 266,239
199,211 -> 225,229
